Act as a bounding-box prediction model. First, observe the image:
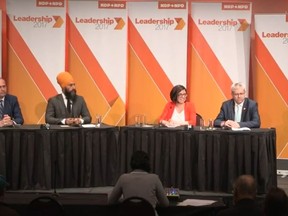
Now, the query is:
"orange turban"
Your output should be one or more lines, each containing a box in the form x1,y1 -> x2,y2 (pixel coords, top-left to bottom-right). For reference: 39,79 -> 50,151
56,72 -> 74,88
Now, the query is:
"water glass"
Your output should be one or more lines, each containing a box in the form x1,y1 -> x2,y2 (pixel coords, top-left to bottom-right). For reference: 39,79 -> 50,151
95,114 -> 102,127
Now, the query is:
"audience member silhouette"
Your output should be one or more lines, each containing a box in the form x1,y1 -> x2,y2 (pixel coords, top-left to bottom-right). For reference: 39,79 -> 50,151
217,174 -> 262,216
264,187 -> 288,216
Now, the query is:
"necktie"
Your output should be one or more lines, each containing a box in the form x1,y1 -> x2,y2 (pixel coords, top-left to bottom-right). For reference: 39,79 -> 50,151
235,105 -> 241,122
67,99 -> 71,114
0,100 -> 3,119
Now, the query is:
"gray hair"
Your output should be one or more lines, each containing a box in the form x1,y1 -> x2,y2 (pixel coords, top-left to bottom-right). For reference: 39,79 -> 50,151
231,82 -> 246,93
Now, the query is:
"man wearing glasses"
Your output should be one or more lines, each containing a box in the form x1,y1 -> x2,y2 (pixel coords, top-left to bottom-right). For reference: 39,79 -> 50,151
214,82 -> 260,128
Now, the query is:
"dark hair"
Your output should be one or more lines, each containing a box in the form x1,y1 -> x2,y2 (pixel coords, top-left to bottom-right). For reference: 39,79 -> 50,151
233,175 -> 256,202
130,151 -> 151,172
170,85 -> 186,103
264,187 -> 288,216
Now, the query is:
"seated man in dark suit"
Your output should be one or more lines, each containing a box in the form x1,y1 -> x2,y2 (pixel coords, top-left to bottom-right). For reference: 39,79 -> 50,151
214,82 -> 260,128
45,71 -> 91,125
217,175 -> 262,216
0,78 -> 24,127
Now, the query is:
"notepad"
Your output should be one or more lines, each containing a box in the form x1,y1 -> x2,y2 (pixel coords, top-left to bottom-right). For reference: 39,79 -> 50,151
81,124 -> 96,128
177,199 -> 216,206
231,127 -> 251,131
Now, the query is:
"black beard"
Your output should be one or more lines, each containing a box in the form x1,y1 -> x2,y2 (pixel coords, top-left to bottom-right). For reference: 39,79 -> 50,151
64,89 -> 77,101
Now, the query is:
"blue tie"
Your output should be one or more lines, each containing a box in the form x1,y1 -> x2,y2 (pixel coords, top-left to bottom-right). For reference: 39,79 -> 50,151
0,100 -> 4,119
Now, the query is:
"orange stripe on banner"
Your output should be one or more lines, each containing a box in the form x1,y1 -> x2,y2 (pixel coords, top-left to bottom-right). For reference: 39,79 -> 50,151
191,17 -> 232,99
128,18 -> 172,101
255,32 -> 288,105
67,16 -> 118,104
8,18 -> 56,100
1,1 -> 7,79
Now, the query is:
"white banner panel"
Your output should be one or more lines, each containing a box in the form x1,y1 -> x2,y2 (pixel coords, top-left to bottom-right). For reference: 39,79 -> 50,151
191,2 -> 252,88
69,0 -> 127,101
255,14 -> 288,78
7,0 -> 66,92
128,1 -> 188,86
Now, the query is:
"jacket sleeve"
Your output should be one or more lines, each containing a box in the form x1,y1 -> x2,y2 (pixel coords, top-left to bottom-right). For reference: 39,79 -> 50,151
159,102 -> 173,123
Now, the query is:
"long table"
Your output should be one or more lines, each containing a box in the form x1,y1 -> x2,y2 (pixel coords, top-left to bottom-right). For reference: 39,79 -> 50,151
118,126 -> 277,194
0,125 -> 119,190
0,125 -> 276,193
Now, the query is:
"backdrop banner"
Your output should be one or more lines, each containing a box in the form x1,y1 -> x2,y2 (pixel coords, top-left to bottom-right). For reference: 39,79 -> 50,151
6,0 -> 65,123
127,1 -> 188,124
255,14 -> 288,158
68,0 -> 126,125
189,2 -> 252,119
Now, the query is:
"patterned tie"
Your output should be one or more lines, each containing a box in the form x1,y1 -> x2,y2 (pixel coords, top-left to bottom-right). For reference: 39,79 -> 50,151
0,100 -> 3,119
235,105 -> 241,122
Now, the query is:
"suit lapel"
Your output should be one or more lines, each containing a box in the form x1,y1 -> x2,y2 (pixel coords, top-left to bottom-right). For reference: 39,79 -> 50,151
57,94 -> 68,116
229,100 -> 235,120
71,96 -> 78,117
241,98 -> 248,121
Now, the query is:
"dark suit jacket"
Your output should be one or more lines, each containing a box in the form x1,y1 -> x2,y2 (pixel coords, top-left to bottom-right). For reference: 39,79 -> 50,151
45,94 -> 91,124
217,199 -> 263,216
2,94 -> 24,124
214,98 -> 260,128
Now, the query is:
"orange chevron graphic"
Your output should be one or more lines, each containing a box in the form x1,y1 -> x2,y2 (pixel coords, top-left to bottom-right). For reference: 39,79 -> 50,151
114,17 -> 125,30
68,15 -> 119,104
238,19 -> 249,31
255,32 -> 288,105
191,17 -> 232,98
174,18 -> 185,30
53,16 -> 64,28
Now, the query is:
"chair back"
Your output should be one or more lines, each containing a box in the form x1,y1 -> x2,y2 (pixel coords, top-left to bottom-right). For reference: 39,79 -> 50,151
26,196 -> 65,216
196,113 -> 203,126
118,196 -> 155,216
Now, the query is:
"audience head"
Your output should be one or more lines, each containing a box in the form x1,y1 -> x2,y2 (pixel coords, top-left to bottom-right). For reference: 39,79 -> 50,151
233,175 -> 256,203
0,78 -> 7,99
231,82 -> 246,105
130,150 -> 151,172
0,175 -> 8,197
170,85 -> 187,104
56,71 -> 76,100
264,187 -> 288,216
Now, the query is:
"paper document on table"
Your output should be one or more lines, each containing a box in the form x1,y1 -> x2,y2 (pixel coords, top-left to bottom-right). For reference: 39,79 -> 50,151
177,199 -> 216,206
231,127 -> 251,131
81,124 -> 96,128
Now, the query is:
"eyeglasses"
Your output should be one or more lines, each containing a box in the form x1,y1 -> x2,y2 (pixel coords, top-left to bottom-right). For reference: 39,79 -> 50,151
233,92 -> 245,97
177,93 -> 187,97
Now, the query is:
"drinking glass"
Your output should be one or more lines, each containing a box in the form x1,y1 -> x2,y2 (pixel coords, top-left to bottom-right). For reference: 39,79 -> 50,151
95,114 -> 102,127
207,119 -> 214,130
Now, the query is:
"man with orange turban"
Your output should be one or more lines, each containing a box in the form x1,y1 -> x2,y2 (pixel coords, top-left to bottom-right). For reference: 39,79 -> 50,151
45,71 -> 91,125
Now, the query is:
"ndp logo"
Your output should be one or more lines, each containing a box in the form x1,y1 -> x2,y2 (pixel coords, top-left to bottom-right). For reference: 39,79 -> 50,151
135,17 -> 185,30
75,17 -> 125,30
198,18 -> 249,31
13,15 -> 64,28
